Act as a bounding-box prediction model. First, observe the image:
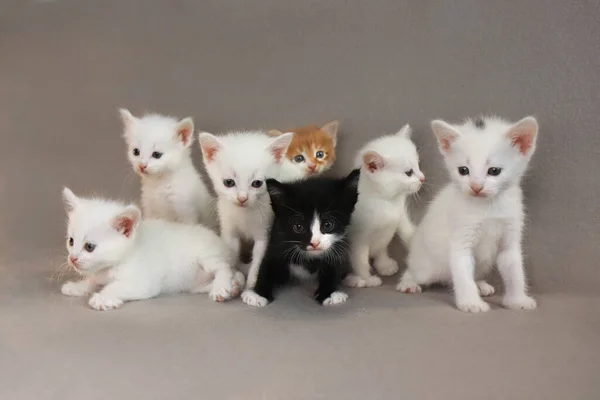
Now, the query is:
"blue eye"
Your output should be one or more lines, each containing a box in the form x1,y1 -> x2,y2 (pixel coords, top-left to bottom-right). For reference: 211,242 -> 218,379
458,166 -> 469,176
251,180 -> 263,188
293,224 -> 305,234
294,155 -> 305,163
84,243 -> 96,252
405,169 -> 413,177
322,220 -> 334,233
152,152 -> 163,159
316,151 -> 325,159
132,148 -> 140,156
223,179 -> 235,188
487,167 -> 502,176
68,237 -> 74,246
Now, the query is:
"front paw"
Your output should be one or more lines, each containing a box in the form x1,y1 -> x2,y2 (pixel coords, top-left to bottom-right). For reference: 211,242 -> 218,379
503,295 -> 537,311
396,280 -> 422,294
61,281 -> 89,297
241,290 -> 268,307
88,293 -> 123,311
322,291 -> 348,306
343,275 -> 382,288
456,298 -> 491,313
374,259 -> 399,276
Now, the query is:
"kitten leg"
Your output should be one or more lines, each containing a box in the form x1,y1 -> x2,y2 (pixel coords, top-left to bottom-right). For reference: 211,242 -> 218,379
61,278 -> 98,297
396,269 -> 422,293
476,280 -> 495,297
315,265 -> 347,306
242,258 -> 276,308
221,222 -> 241,258
497,225 -> 537,310
396,212 -> 416,246
373,249 -> 399,276
208,267 -> 236,302
450,248 -> 490,313
88,281 -> 157,311
244,238 -> 267,289
344,244 -> 382,288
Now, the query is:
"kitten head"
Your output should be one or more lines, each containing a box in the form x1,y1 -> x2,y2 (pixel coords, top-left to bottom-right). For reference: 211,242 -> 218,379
199,131 -> 293,208
62,188 -> 141,274
268,120 -> 339,177
266,169 -> 360,258
356,125 -> 424,198
119,109 -> 195,177
432,116 -> 539,198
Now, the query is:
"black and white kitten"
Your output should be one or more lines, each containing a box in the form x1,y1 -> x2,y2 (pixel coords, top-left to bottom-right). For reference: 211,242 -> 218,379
241,169 -> 360,307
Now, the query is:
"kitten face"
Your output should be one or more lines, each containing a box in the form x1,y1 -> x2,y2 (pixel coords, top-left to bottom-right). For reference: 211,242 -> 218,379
199,131 -> 293,208
358,125 -> 424,198
269,120 -> 339,177
63,188 -> 140,274
267,169 -> 360,258
432,116 -> 538,198
120,109 -> 194,177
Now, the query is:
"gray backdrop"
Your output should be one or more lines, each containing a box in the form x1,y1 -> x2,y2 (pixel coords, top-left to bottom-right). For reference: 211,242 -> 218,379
1,1 -> 599,399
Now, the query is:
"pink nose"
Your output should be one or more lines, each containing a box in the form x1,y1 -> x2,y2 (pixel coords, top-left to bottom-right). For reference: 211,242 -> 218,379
138,164 -> 147,172
237,196 -> 248,204
419,176 -> 426,183
69,256 -> 78,265
310,240 -> 320,249
470,184 -> 483,194
308,164 -> 317,172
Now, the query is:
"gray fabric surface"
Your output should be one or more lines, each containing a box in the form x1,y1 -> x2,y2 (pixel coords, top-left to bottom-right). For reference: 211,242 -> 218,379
1,1 -> 599,399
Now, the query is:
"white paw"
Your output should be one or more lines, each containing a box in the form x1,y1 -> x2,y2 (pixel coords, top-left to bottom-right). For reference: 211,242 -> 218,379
322,291 -> 348,306
374,259 -> 399,276
61,281 -> 89,297
503,295 -> 537,311
396,280 -> 422,294
88,293 -> 123,311
241,290 -> 268,307
343,275 -> 382,288
477,281 -> 495,297
456,298 -> 491,313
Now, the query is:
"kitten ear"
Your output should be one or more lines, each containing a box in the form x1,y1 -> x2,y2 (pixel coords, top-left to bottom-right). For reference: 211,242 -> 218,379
362,151 -> 385,173
198,132 -> 223,163
267,129 -> 284,137
266,178 -> 286,204
321,120 -> 340,146
344,168 -> 361,190
431,120 -> 462,153
506,116 -> 538,156
395,124 -> 412,139
62,187 -> 80,213
268,132 -> 294,163
118,108 -> 137,132
176,117 -> 195,147
112,205 -> 141,238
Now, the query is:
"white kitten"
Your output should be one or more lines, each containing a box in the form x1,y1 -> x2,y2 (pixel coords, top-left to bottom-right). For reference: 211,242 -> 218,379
198,130 -> 293,290
119,109 -> 216,229
396,116 -> 539,313
60,188 -> 243,311
344,125 -> 424,288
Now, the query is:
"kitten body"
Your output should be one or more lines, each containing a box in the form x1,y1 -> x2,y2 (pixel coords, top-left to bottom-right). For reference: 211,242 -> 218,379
198,130 -> 293,290
60,189 -> 243,310
120,109 -> 216,229
345,125 -> 424,288
269,120 -> 339,182
242,170 -> 360,307
397,116 -> 539,313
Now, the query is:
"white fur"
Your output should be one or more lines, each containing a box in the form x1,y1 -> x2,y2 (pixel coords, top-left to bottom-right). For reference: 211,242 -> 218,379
198,130 -> 293,291
322,291 -> 348,306
119,109 -> 216,229
60,189 -> 242,310
397,116 -> 539,313
345,125 -> 424,288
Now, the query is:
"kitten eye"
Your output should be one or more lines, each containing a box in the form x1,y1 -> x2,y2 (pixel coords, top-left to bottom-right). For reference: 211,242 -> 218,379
405,169 -> 414,177
223,179 -> 236,188
293,224 -> 305,234
322,220 -> 335,233
84,243 -> 96,252
132,148 -> 140,156
251,180 -> 263,188
68,237 -> 74,246
487,167 -> 502,176
315,151 -> 325,159
458,166 -> 470,176
152,151 -> 163,159
294,155 -> 305,163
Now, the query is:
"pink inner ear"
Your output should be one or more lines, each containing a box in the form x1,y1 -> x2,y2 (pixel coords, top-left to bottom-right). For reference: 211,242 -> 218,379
178,127 -> 193,145
271,146 -> 286,162
202,144 -> 220,162
114,216 -> 135,238
439,137 -> 452,152
511,133 -> 534,155
363,152 -> 384,173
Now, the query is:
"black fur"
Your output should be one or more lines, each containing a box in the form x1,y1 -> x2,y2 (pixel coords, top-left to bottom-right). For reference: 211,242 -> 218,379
253,169 -> 360,305
474,117 -> 485,129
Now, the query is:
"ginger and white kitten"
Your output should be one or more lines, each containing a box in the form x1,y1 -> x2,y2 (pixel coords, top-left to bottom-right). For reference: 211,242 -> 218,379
60,188 -> 244,311
345,124 -> 424,288
198,130 -> 293,290
120,109 -> 216,229
396,116 -> 539,313
268,120 -> 339,182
